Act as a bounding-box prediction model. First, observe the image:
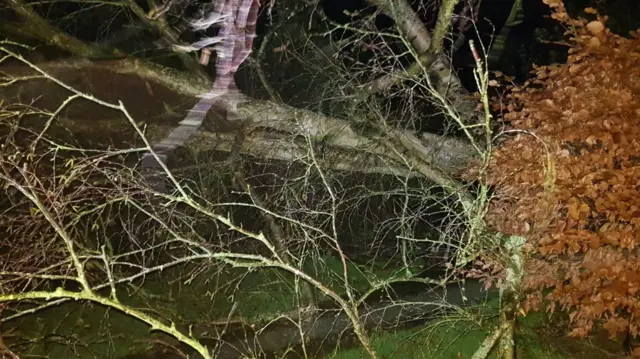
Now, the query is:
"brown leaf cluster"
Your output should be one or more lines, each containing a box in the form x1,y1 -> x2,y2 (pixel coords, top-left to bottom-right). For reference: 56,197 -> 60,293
480,4 -> 640,340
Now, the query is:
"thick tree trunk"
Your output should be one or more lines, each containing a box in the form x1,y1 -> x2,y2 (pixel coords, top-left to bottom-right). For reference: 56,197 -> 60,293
148,280 -> 491,359
34,58 -> 479,180
1,0 -> 116,59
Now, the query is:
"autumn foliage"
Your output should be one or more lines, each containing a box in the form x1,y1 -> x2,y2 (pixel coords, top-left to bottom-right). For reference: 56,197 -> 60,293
484,0 -> 640,345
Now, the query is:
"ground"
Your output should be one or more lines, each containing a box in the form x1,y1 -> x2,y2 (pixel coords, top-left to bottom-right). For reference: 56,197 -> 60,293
3,261 -> 627,358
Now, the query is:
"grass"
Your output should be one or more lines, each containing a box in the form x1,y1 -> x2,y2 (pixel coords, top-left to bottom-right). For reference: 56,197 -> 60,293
5,255 -> 399,358
4,256 -> 625,359
327,326 -> 487,359
326,299 -> 621,359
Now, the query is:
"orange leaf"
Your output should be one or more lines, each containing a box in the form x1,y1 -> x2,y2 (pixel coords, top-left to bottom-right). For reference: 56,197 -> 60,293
568,203 -> 580,220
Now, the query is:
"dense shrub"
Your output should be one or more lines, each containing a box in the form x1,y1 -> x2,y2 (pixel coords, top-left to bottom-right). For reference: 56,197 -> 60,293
483,0 -> 640,347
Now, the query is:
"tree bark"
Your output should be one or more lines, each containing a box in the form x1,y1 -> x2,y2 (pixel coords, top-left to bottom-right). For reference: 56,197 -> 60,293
1,0 -> 117,59
1,0 -> 207,79
120,0 -> 210,80
498,235 -> 526,359
1,0 -> 481,185
364,0 -> 478,126
36,58 -> 479,179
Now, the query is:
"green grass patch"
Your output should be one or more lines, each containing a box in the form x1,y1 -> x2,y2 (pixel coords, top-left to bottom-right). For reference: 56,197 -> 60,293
325,298 -> 619,359
4,258 -> 622,359
4,255 -> 404,358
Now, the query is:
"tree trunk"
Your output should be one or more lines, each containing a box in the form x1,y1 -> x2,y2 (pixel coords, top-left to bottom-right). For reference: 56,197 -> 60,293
1,0 -> 120,58
31,58 -> 479,180
470,235 -> 525,359
498,235 -> 526,359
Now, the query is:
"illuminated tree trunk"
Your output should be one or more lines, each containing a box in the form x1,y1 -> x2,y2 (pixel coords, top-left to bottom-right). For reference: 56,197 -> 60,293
498,235 -> 525,359
471,235 -> 525,359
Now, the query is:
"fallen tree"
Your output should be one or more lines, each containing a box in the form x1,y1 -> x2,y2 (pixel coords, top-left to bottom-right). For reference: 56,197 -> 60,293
0,0 -> 534,358
0,0 -> 483,183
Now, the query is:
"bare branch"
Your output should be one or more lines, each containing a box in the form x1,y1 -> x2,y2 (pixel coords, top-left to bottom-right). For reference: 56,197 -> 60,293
363,0 -> 478,128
